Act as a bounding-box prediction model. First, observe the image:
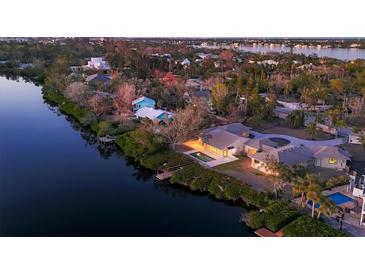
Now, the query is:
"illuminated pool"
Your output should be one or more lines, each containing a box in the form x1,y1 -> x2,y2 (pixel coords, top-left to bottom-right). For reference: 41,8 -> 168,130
190,152 -> 215,162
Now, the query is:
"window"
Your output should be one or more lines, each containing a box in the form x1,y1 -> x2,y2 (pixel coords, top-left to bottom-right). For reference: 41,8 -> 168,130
328,158 -> 337,164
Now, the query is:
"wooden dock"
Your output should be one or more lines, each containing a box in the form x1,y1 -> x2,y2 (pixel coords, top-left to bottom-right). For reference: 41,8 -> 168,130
156,162 -> 194,181
254,228 -> 283,237
99,135 -> 116,144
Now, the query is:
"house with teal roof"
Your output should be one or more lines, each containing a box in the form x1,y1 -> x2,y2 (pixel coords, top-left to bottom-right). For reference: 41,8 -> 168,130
132,96 -> 156,112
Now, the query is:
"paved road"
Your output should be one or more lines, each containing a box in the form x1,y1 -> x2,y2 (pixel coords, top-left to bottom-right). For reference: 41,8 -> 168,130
250,131 -> 345,147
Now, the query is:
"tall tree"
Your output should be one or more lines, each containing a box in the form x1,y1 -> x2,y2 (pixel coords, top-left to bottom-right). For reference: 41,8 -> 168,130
113,83 -> 136,121
306,122 -> 318,140
157,98 -> 213,149
305,177 -> 322,218
211,83 -> 228,113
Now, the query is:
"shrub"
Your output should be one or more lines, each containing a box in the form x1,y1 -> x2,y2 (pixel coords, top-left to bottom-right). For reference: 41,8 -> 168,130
92,121 -> 124,137
263,201 -> 299,232
171,164 -> 271,208
283,215 -> 347,237
245,211 -> 265,229
115,129 -> 167,161
246,201 -> 298,232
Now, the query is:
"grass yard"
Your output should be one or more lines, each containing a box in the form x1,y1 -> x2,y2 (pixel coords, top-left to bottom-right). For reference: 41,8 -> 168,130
260,126 -> 334,141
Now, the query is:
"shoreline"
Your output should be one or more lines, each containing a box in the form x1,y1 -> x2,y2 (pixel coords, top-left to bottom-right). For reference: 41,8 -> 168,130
40,84 -> 349,237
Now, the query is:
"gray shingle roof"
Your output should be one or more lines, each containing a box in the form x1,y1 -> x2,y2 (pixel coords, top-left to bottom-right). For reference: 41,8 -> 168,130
222,123 -> 251,136
202,129 -> 247,150
245,138 -> 278,151
309,146 -> 351,161
250,145 -> 314,166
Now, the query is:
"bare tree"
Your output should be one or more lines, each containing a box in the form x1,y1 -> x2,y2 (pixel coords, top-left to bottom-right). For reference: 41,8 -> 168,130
158,97 -> 213,149
113,83 -> 136,121
88,94 -> 113,117
64,82 -> 93,107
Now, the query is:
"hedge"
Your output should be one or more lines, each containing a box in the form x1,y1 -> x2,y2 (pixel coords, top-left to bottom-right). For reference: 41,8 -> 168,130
42,88 -> 94,127
283,215 -> 348,237
246,201 -> 299,232
171,164 -> 271,209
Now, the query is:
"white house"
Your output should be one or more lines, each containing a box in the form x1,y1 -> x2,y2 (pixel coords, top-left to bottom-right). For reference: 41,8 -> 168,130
134,107 -> 173,122
85,57 -> 110,70
180,58 -> 191,66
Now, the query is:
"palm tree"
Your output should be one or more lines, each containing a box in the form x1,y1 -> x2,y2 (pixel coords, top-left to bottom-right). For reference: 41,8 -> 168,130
305,179 -> 322,218
288,110 -> 304,128
292,176 -> 309,208
306,122 -> 318,140
316,196 -> 336,220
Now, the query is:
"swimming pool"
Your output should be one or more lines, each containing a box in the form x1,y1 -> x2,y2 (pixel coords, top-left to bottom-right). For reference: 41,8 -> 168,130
308,192 -> 353,208
327,192 -> 353,206
190,152 -> 215,162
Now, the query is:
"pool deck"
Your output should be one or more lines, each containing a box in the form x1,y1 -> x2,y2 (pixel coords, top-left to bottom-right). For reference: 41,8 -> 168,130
294,185 -> 365,235
182,140 -> 239,167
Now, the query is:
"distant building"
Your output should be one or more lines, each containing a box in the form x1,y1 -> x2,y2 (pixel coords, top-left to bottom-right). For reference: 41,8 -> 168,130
132,96 -> 156,112
17,63 -> 33,70
85,57 -> 110,70
180,58 -> 191,66
134,107 -> 173,122
85,73 -> 112,85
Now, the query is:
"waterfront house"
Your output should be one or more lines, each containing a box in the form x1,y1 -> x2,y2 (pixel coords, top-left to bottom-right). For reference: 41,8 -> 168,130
248,144 -> 351,174
132,96 -> 156,112
198,123 -> 250,157
248,145 -> 314,174
134,107 -> 172,122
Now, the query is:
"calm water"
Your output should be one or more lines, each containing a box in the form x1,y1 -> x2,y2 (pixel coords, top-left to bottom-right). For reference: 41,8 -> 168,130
0,77 -> 254,236
195,44 -> 365,60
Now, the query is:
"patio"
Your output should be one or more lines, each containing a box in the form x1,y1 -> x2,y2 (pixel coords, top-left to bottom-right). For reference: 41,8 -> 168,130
182,140 -> 239,167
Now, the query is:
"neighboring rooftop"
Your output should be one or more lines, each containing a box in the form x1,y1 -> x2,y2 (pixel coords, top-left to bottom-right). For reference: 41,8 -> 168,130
135,107 -> 172,120
132,96 -> 156,105
85,73 -> 111,82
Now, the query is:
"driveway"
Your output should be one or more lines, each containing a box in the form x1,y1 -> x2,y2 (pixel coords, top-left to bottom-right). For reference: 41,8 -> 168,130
250,130 -> 345,147
214,159 -> 275,192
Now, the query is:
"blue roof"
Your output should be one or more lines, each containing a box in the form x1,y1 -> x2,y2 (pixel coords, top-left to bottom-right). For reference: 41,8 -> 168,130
132,96 -> 156,105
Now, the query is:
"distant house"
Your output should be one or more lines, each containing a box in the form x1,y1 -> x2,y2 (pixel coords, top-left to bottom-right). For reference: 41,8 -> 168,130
134,107 -> 172,122
180,58 -> 191,66
199,123 -> 251,157
70,65 -> 83,72
274,106 -> 293,119
132,96 -> 156,112
85,57 -> 110,70
17,63 -> 33,70
85,73 -> 112,85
